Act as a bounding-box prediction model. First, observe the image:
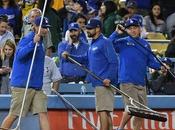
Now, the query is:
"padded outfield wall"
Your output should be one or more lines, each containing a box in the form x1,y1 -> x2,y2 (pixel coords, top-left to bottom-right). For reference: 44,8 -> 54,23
0,95 -> 175,130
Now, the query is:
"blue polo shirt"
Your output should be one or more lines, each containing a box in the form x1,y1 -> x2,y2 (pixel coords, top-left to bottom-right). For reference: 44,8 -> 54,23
58,40 -> 89,77
10,32 -> 45,89
72,34 -> 118,87
109,32 -> 161,86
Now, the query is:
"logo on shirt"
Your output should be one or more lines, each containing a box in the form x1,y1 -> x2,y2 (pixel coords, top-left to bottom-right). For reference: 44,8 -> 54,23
144,44 -> 148,48
130,19 -> 134,23
7,15 -> 15,20
92,47 -> 98,51
126,42 -> 135,46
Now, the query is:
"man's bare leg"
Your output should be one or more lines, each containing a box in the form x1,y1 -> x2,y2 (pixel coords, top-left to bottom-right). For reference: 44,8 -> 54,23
118,112 -> 132,129
107,112 -> 113,130
39,112 -> 50,130
98,111 -> 112,130
133,117 -> 143,130
0,114 -> 17,130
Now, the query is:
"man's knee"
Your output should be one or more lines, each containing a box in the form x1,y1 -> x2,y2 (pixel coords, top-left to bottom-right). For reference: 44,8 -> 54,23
3,114 -> 17,123
39,112 -> 48,118
133,116 -> 143,123
7,114 -> 18,120
0,114 -> 17,129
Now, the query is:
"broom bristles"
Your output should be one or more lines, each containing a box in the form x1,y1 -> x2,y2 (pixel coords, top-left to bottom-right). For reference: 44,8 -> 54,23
126,105 -> 167,122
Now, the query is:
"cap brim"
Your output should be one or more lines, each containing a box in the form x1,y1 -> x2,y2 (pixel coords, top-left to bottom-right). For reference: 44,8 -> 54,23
42,25 -> 51,28
127,6 -> 137,8
69,27 -> 79,31
125,24 -> 139,28
86,25 -> 95,29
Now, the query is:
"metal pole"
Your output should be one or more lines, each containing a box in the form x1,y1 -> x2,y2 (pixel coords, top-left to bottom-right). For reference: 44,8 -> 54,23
51,89 -> 99,130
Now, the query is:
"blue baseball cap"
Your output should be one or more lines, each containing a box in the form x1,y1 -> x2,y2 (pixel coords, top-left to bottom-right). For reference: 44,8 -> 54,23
68,22 -> 80,31
131,14 -> 143,26
86,18 -> 102,29
125,18 -> 140,28
126,0 -> 137,8
34,16 -> 51,28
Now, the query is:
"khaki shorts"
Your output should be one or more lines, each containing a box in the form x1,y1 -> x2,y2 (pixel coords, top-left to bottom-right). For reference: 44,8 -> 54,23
9,88 -> 48,117
95,86 -> 115,112
120,83 -> 147,110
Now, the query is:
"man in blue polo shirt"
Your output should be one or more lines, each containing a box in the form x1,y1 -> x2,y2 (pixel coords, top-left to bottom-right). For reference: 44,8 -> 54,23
109,18 -> 162,130
1,16 -> 50,130
58,22 -> 89,83
62,18 -> 118,130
